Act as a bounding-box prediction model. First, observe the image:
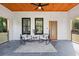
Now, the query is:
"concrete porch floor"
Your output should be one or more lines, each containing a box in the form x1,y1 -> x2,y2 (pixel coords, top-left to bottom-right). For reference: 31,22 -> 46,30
0,40 -> 79,56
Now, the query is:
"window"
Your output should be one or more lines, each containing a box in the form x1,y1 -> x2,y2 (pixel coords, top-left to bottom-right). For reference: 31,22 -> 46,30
0,17 -> 7,32
72,20 -> 79,30
22,18 -> 31,34
35,18 -> 43,35
72,20 -> 79,34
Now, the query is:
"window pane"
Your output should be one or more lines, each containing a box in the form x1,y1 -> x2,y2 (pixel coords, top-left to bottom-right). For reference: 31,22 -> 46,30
36,27 -> 42,33
22,18 -> 31,34
3,19 -> 7,32
35,18 -> 43,34
28,20 -> 31,27
0,18 -> 7,32
36,20 -> 42,27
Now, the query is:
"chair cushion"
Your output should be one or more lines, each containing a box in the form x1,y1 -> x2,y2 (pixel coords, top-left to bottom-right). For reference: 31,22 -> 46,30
40,35 -> 48,40
22,35 -> 31,40
22,35 -> 26,37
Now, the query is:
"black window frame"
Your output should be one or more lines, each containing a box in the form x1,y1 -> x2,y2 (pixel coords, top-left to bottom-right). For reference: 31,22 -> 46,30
35,18 -> 43,35
0,17 -> 7,32
22,18 -> 31,35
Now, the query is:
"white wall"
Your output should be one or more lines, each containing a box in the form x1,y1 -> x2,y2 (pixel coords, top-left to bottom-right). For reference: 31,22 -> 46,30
68,4 -> 79,19
0,4 -> 14,40
13,12 -> 69,40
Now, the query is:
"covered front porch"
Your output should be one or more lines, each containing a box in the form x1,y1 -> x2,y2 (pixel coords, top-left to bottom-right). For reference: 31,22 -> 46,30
0,3 -> 79,56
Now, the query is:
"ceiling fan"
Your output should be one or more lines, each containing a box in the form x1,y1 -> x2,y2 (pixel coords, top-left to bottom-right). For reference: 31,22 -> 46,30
31,3 -> 49,11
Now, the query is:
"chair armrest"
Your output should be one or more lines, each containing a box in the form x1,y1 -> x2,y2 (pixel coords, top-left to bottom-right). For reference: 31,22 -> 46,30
20,34 -> 25,40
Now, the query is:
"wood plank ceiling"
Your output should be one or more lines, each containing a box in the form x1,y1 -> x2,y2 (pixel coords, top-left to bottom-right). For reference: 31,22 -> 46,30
1,3 -> 78,11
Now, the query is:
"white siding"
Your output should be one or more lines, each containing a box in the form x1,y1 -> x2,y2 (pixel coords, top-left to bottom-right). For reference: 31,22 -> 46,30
13,12 -> 69,40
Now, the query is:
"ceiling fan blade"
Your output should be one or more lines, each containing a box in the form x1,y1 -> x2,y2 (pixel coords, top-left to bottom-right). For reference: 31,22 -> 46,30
31,3 -> 39,6
34,7 -> 38,10
41,3 -> 49,6
41,7 -> 44,11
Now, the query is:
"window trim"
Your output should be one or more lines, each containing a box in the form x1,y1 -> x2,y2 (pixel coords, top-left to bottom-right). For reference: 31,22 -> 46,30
35,18 -> 44,35
22,18 -> 31,35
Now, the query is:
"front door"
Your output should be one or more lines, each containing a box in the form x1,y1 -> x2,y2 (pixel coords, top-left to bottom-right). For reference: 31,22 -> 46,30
49,21 -> 57,41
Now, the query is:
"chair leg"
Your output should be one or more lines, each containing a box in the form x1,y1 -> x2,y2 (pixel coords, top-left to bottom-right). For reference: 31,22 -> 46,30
45,40 -> 47,45
39,39 -> 43,43
46,39 -> 50,45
